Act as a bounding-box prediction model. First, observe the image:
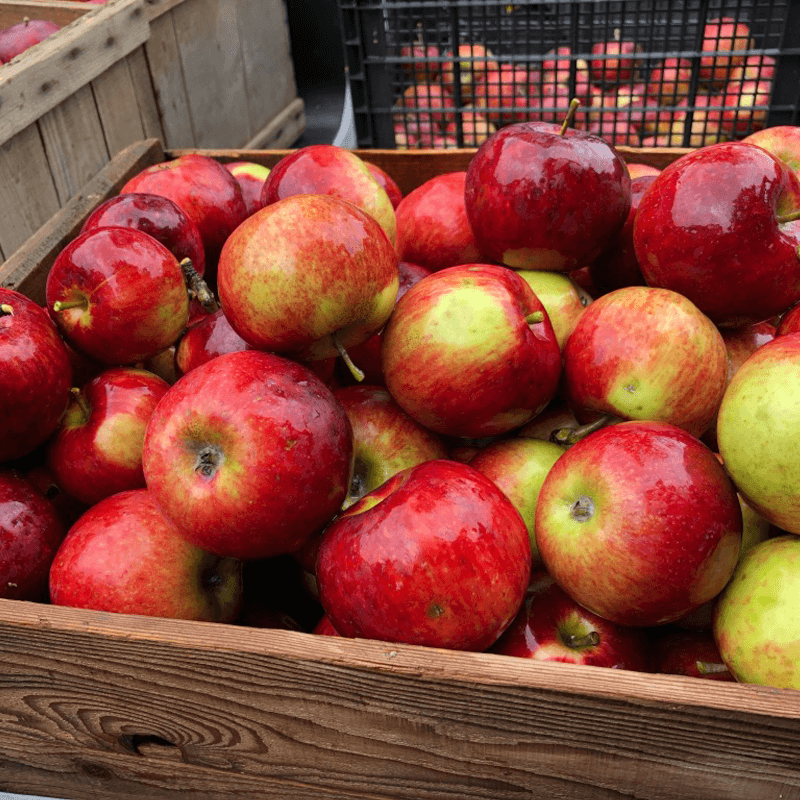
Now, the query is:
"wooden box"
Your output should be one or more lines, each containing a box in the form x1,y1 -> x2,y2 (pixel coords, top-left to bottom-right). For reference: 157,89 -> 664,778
0,0 -> 303,265
1,139 -> 799,800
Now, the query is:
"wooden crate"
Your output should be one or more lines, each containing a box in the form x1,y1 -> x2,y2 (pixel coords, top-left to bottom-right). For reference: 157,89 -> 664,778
0,0 -> 304,264
2,138 -> 799,800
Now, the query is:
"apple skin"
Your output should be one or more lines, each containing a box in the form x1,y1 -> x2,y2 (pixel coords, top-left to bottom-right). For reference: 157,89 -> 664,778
440,43 -> 499,103
646,57 -> 692,104
626,163 -> 661,179
464,122 -> 631,272
517,403 -> 579,441
716,334 -> 800,533
699,17 -> 753,87
316,459 -> 532,651
0,289 -> 72,464
49,489 -> 243,621
469,437 -> 564,567
535,420 -> 743,628
633,141 -> 800,328
778,302 -> 800,335
382,263 -> 561,438
120,154 -> 248,280
80,192 -> 206,277
333,384 -> 448,508
741,125 -> 800,180
713,535 -> 800,688
491,572 -> 650,671
174,307 -> 251,376
224,161 -> 270,217
217,193 -> 399,362
651,628 -> 735,681
46,227 -> 190,366
472,64 -> 533,126
562,286 -> 728,439
395,171 -> 485,272
0,18 -> 60,62
45,367 -> 170,507
0,470 -> 67,601
313,614 -> 343,636
142,349 -> 353,561
261,144 -> 397,247
589,39 -> 642,85
363,160 -> 403,209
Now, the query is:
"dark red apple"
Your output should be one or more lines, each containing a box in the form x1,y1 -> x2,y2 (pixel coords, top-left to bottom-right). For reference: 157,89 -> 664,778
317,459 -> 531,651
651,628 -> 735,681
0,18 -> 60,62
224,161 -> 270,217
174,307 -> 251,376
778,303 -> 800,335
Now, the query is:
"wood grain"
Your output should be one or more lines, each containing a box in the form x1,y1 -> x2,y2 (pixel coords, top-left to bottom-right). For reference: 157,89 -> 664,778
243,97 -> 306,150
89,55 -> 147,156
0,0 -> 95,28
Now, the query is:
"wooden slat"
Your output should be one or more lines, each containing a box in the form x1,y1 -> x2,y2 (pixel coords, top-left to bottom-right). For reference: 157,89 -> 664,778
169,0 -> 251,148
140,0 -> 187,20
0,137 -> 164,302
0,0 -> 150,146
143,8 -> 195,148
243,97 -> 305,150
0,123 -> 61,259
125,45 -> 165,142
89,55 -> 146,155
0,0 -> 94,28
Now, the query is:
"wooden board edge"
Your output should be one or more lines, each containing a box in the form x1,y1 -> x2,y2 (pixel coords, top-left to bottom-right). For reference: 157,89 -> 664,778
141,0 -> 190,21
242,97 -> 305,150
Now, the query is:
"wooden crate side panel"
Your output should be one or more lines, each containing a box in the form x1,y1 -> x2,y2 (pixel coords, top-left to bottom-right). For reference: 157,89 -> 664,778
243,97 -> 305,150
169,0 -> 251,148
124,45 -> 165,142
143,9 -> 195,148
235,0 -> 298,136
0,123 -> 61,260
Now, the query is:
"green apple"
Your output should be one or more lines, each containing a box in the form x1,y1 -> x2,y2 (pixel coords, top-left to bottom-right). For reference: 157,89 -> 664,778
714,535 -> 800,687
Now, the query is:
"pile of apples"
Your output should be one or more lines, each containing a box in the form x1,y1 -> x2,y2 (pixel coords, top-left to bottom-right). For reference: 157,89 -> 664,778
4,115 -> 800,691
393,16 -> 774,149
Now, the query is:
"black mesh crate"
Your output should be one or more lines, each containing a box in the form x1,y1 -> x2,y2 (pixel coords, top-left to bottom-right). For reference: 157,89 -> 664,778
336,0 -> 800,149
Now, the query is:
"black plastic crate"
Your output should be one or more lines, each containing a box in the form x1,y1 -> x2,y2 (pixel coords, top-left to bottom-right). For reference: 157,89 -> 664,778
336,0 -> 800,149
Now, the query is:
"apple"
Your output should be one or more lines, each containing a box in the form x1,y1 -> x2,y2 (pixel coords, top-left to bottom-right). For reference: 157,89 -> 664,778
81,192 -> 206,277
536,420 -> 743,627
261,144 -> 397,247
666,93 -> 726,148
542,47 -> 573,84
589,37 -> 642,86
699,17 -> 753,88
633,141 -> 800,328
174,307 -> 250,376
741,125 -> 800,180
587,114 -> 641,147
464,120 -> 631,272
0,288 -> 72,464
729,54 -> 776,84
46,227 -> 190,366
313,614 -> 342,636
21,462 -> 88,529
491,572 -> 650,670
0,470 -> 66,601
142,349 -> 353,560
720,78 -> 772,136
317,459 -> 531,651
119,154 -> 248,281
395,171 -> 485,272
444,107 -> 496,147
651,628 -> 734,681
472,64 -> 532,125
0,18 -> 60,62
45,367 -> 170,507
626,162 -> 661,179
394,82 -> 456,130
363,160 -> 403,209
517,403 -> 579,441
333,384 -> 448,508
469,436 -> 564,567
713,535 -> 800,687
224,161 -> 271,217
49,489 -> 243,621
646,57 -> 693,104
382,263 -> 561,438
399,39 -> 440,83
778,302 -> 800,335
217,193 -> 398,365
562,286 -> 727,438
515,270 -> 591,349
530,82 -> 572,125
440,43 -> 499,102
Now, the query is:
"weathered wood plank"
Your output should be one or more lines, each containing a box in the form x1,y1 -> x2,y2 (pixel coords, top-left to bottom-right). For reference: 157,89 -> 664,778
0,0 -> 150,146
89,55 -> 146,155
243,97 -> 305,150
124,44 -> 165,142
0,0 -> 94,28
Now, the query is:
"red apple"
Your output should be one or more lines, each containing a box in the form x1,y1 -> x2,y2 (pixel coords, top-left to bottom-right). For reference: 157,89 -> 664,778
261,144 -> 397,247
444,107 -> 496,147
646,57 -> 692,104
363,160 -> 403,209
464,121 -> 631,272
46,227 -> 190,366
633,141 -> 800,328
395,171 -> 485,272
217,193 -> 398,364
440,43 -> 499,102
394,81 -> 456,130
699,17 -> 753,87
491,572 -> 650,670
317,459 -> 532,651
313,614 -> 342,636
652,628 -> 735,681
45,367 -> 170,507
0,289 -> 72,464
174,307 -> 250,376
0,470 -> 66,601
142,350 -> 353,560
399,40 -> 440,83
720,78 -> 772,136
472,64 -> 533,125
224,161 -> 271,217
517,403 -> 579,441
562,286 -> 727,438
120,154 -> 248,280
0,18 -> 60,62
778,302 -> 800,335
626,162 -> 661,179
741,125 -> 800,180
542,46 -> 573,85
81,192 -> 206,277
382,264 -> 561,438
535,420 -> 743,627
49,489 -> 243,621
589,38 -> 643,86
729,54 -> 776,84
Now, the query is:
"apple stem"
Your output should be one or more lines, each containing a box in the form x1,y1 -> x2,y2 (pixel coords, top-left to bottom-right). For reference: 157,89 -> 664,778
0,304 -> 13,316
180,258 -> 218,314
563,631 -> 600,649
559,99 -> 581,135
525,310 -> 545,325
52,298 -> 87,313
550,414 -> 615,447
70,387 -> 91,422
777,209 -> 800,225
333,334 -> 365,383
696,660 -> 730,676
